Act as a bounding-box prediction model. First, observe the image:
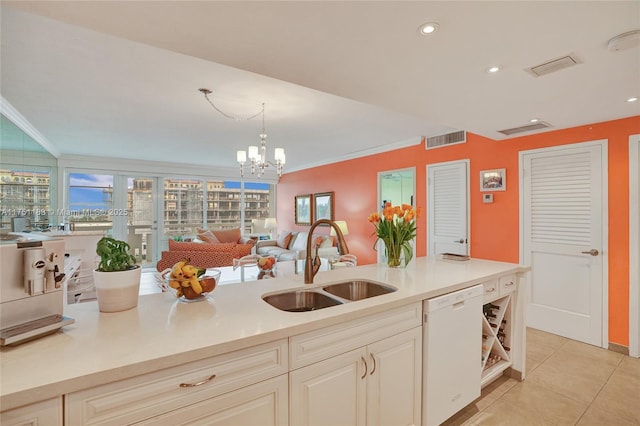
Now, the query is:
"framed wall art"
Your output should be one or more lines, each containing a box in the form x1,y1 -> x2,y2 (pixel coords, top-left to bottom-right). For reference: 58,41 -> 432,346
313,191 -> 334,223
295,194 -> 313,225
480,168 -> 506,192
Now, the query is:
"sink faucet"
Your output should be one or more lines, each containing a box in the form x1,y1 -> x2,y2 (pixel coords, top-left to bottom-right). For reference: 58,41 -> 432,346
305,219 -> 349,284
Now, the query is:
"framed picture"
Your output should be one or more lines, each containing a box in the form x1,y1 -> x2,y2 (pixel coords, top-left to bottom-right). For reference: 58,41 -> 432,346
295,194 -> 313,225
314,191 -> 334,223
480,168 -> 506,192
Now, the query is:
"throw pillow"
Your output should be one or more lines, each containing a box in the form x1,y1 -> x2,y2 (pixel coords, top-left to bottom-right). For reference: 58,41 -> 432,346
277,232 -> 292,249
168,240 -> 235,252
198,230 -> 220,244
212,228 -> 241,243
290,232 -> 308,251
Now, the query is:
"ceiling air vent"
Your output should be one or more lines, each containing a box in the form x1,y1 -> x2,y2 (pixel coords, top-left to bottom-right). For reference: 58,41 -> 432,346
525,54 -> 581,77
498,121 -> 552,136
425,130 -> 466,149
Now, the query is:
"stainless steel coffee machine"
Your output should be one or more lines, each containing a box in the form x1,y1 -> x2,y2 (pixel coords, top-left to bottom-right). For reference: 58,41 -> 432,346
0,233 -> 74,346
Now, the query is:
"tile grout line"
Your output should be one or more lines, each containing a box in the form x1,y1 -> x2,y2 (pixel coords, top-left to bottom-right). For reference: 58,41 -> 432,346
572,355 -> 627,425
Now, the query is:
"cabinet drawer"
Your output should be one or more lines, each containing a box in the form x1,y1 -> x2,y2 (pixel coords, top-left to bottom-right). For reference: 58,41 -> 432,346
66,339 -> 288,425
135,375 -> 288,425
482,279 -> 499,302
1,397 -> 62,426
499,274 -> 517,294
290,302 -> 421,370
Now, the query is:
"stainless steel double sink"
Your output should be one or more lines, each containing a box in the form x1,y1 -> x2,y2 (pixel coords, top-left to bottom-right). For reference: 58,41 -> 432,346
262,280 -> 397,312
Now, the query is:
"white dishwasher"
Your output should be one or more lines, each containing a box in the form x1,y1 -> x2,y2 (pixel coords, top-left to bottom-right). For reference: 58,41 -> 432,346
423,284 -> 483,426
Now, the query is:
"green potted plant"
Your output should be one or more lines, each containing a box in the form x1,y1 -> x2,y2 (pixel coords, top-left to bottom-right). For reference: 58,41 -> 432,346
93,236 -> 141,312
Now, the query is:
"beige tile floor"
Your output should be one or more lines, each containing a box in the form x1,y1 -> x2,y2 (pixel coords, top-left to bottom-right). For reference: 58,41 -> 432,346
443,328 -> 640,425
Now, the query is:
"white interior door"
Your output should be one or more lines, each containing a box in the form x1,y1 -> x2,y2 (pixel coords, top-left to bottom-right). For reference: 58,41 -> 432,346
427,161 -> 469,256
521,141 -> 607,347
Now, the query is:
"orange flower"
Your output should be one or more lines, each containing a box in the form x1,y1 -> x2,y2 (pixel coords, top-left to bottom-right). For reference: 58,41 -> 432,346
368,203 -> 421,268
404,210 -> 415,222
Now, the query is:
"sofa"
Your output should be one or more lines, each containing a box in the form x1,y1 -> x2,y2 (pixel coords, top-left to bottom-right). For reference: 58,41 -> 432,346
255,230 -> 338,261
156,228 -> 255,271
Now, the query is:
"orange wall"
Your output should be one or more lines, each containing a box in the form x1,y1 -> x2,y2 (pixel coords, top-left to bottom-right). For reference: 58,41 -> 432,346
277,116 -> 639,345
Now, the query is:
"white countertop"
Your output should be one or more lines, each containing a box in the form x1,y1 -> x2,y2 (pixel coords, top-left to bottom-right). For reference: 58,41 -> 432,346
0,256 -> 528,411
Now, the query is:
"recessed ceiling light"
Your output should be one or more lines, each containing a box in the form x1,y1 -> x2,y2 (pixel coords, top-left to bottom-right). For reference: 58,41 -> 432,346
530,118 -> 540,123
487,66 -> 500,73
418,22 -> 439,35
627,96 -> 638,103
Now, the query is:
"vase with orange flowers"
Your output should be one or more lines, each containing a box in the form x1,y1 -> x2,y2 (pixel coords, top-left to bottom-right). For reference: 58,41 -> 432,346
368,203 -> 421,268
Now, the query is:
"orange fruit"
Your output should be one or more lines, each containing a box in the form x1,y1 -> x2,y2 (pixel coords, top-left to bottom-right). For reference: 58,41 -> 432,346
200,277 -> 217,293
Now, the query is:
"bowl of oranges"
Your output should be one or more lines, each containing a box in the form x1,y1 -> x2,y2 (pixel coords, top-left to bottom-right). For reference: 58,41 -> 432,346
256,255 -> 277,279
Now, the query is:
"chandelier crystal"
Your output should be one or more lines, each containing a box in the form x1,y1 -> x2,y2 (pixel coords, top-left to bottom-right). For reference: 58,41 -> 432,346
199,88 -> 286,178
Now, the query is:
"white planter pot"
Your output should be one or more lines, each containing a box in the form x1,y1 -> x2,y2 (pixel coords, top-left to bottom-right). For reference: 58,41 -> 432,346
93,266 -> 141,313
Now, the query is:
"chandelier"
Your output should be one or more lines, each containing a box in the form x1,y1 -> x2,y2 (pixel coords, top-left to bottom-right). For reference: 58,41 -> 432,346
199,88 -> 286,178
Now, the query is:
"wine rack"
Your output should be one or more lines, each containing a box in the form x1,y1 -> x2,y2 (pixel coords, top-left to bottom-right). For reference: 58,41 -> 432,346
481,293 -> 513,386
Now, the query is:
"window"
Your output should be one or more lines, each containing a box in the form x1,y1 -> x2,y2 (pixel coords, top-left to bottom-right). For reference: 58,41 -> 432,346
163,178 -> 204,237
0,168 -> 52,230
63,170 -> 275,265
68,173 -> 114,232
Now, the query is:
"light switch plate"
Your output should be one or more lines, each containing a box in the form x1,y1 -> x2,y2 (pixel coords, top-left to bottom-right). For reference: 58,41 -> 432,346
483,193 -> 494,203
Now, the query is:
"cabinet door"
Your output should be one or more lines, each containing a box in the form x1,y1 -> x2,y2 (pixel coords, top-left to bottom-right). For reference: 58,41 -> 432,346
367,327 -> 422,426
66,339 -> 287,425
290,348 -> 367,426
0,397 -> 63,426
135,375 -> 288,425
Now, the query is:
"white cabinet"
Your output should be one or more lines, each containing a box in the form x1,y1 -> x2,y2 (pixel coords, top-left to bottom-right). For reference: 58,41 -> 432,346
367,327 -> 422,426
289,303 -> 422,426
0,397 -> 62,426
482,274 -> 519,386
290,347 -> 367,425
66,339 -> 288,425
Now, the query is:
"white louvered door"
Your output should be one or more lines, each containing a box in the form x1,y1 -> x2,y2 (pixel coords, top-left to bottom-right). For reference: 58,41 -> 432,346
427,161 -> 469,256
522,142 -> 606,346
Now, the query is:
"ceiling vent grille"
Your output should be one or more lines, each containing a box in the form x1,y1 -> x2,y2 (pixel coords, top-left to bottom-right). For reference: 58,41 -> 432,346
425,130 -> 466,149
525,54 -> 580,77
498,121 -> 552,136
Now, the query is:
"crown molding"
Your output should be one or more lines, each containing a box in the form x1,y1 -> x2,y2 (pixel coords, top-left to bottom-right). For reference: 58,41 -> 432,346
284,136 -> 423,173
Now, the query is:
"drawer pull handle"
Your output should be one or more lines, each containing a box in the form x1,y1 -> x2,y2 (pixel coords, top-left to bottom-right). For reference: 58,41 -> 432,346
486,288 -> 496,292
361,356 -> 368,379
505,281 -> 514,286
179,374 -> 216,388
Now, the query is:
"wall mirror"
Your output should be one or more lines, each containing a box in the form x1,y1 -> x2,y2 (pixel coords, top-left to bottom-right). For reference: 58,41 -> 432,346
1,113 -> 58,232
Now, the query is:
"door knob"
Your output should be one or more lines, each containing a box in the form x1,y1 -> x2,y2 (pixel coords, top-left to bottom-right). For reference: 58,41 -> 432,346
581,249 -> 599,256
454,239 -> 465,244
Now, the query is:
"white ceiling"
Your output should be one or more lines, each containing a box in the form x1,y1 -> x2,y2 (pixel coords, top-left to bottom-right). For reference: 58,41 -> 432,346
1,1 -> 639,174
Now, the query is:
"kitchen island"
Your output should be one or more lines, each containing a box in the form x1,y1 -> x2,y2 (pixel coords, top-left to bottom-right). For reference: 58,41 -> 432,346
1,256 -> 529,425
